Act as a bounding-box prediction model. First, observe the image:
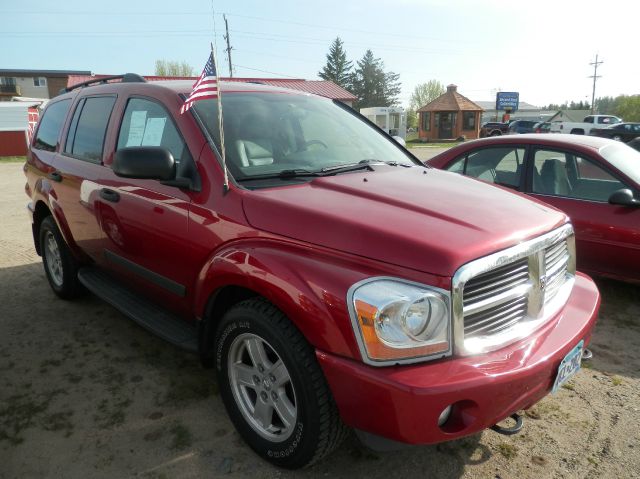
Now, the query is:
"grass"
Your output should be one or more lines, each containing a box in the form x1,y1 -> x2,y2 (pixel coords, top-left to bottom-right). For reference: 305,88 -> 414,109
496,443 -> 518,459
406,141 -> 463,149
0,156 -> 26,163
611,376 -> 624,386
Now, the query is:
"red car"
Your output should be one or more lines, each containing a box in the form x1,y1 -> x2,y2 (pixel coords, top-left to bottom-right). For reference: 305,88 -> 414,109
428,134 -> 640,284
25,77 -> 600,468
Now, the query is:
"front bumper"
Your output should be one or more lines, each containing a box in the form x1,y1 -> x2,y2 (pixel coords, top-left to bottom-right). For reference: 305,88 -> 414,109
317,272 -> 600,444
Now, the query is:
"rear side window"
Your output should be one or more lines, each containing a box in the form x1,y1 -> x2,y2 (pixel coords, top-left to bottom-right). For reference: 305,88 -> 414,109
65,96 -> 116,164
33,99 -> 71,152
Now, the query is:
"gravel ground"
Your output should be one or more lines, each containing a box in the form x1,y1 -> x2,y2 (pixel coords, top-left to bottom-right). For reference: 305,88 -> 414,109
1,162 -> 639,478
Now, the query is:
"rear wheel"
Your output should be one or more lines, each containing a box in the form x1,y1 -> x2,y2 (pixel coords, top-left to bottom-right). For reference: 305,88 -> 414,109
613,135 -> 622,141
39,216 -> 83,299
215,298 -> 346,468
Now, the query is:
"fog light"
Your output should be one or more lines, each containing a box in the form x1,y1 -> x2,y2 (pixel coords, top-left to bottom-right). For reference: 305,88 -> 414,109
437,405 -> 452,426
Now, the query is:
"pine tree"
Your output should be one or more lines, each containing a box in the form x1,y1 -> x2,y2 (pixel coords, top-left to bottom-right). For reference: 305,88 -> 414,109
351,50 -> 401,109
318,37 -> 353,90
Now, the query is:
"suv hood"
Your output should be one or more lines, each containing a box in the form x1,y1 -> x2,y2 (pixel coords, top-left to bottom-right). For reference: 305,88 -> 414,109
241,167 -> 567,277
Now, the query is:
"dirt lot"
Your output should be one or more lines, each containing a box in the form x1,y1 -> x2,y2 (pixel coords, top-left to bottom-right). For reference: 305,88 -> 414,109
1,161 -> 639,478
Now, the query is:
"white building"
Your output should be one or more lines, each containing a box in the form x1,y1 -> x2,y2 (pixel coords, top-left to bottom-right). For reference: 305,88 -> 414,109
360,107 -> 407,139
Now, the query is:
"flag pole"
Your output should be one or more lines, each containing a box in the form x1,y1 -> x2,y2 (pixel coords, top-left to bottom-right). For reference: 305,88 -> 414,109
211,42 -> 229,193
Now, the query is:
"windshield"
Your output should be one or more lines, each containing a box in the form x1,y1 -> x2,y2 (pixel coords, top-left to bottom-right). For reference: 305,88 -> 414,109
191,92 -> 417,181
599,142 -> 640,186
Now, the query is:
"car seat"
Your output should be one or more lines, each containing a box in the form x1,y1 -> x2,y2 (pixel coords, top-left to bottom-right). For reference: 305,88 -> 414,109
539,159 -> 571,196
235,114 -> 275,167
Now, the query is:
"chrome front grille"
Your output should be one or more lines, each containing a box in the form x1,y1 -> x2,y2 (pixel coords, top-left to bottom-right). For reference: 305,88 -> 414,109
463,258 -> 529,337
544,240 -> 570,303
452,224 -> 576,355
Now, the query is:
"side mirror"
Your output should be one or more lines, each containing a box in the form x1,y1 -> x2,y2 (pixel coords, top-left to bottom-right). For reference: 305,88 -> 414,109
392,136 -> 406,147
608,188 -> 640,207
113,147 -> 175,180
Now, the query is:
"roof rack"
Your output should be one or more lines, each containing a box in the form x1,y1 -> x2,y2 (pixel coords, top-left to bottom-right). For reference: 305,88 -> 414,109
59,73 -> 146,95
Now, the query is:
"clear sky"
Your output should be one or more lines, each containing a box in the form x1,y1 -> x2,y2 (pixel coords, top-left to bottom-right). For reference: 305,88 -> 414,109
2,0 -> 637,108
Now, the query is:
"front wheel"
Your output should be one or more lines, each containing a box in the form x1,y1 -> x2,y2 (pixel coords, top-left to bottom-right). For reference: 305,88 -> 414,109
612,135 -> 622,141
215,298 -> 346,468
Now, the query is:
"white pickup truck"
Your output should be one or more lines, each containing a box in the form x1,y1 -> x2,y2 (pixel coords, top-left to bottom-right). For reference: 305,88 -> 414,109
549,114 -> 622,135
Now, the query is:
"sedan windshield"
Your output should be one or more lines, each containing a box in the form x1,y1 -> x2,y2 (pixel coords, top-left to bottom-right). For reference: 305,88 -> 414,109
599,142 -> 640,186
192,92 -> 417,181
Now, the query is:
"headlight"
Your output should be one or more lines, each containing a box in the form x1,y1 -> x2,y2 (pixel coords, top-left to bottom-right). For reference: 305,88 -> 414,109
348,278 -> 452,365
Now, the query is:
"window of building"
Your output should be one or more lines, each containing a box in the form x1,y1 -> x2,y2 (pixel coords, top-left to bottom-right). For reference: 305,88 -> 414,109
33,99 -> 71,152
421,113 -> 430,131
33,77 -> 47,87
64,96 -> 116,164
0,77 -> 16,86
463,112 -> 475,130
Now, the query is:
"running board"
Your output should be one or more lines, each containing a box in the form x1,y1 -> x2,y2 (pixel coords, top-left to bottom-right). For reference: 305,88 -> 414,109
78,267 -> 198,353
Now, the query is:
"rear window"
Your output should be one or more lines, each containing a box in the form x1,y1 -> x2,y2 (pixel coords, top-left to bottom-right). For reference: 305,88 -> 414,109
33,99 -> 71,152
599,143 -> 640,186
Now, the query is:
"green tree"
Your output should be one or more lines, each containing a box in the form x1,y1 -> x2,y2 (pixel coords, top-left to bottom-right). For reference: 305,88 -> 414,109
407,80 -> 445,128
155,60 -> 195,77
613,95 -> 640,121
318,37 -> 353,90
595,96 -> 616,114
351,50 -> 401,109
409,80 -> 445,111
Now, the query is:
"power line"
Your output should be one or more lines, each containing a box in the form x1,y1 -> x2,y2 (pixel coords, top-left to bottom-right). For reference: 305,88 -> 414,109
231,64 -> 300,78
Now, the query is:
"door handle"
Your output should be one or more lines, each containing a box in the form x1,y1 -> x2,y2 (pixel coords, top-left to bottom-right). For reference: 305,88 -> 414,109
47,171 -> 62,182
100,188 -> 120,203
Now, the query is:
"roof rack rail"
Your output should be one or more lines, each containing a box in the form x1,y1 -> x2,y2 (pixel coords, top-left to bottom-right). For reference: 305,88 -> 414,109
59,73 -> 146,95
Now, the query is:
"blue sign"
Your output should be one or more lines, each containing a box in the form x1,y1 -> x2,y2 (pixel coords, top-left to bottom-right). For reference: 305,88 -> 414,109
496,92 -> 519,111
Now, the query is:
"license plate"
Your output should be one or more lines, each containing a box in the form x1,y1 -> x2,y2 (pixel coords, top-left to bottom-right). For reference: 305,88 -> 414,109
552,340 -> 584,394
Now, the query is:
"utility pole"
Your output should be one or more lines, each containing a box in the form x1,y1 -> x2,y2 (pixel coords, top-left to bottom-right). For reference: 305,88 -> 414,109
223,14 -> 233,77
589,54 -> 603,114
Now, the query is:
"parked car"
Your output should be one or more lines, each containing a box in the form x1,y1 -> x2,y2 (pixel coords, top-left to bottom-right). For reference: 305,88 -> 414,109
549,114 -> 622,135
590,122 -> 640,142
25,76 -> 601,468
480,121 -> 509,137
534,121 -> 551,133
428,134 -> 640,284
508,120 -> 538,134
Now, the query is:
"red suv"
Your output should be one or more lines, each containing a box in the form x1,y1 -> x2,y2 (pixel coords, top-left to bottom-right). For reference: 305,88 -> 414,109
25,75 -> 600,468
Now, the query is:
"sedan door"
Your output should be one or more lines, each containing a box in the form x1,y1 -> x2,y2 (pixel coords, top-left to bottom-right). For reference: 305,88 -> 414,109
526,147 -> 640,282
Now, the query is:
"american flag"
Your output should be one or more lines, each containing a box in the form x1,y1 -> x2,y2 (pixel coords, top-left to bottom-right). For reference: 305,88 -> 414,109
180,52 -> 219,114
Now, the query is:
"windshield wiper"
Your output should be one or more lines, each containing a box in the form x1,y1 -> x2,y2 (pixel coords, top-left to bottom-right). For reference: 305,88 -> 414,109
236,169 -> 322,182
320,160 -> 375,174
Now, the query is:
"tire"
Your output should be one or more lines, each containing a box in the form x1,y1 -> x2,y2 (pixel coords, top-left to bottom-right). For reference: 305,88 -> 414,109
490,130 -> 501,136
39,216 -> 84,299
215,298 -> 346,468
613,135 -> 622,141
570,129 -> 584,135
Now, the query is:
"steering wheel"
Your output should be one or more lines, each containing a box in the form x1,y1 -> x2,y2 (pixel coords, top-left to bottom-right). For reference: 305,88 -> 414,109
302,140 -> 328,150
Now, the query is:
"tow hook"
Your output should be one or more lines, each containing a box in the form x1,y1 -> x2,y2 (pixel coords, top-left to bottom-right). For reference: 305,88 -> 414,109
490,413 -> 524,436
582,348 -> 593,361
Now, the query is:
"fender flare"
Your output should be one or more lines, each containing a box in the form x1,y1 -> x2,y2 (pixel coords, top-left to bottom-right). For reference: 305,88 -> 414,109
194,239 -> 368,361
